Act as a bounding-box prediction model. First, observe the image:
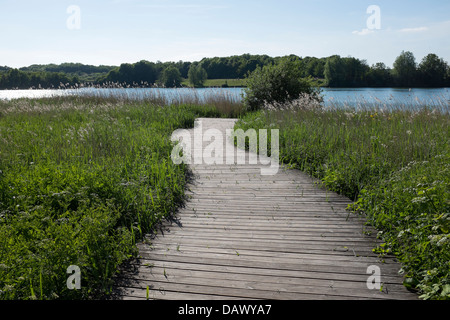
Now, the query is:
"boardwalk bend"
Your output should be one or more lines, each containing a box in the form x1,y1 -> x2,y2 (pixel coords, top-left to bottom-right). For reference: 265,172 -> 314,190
112,118 -> 417,300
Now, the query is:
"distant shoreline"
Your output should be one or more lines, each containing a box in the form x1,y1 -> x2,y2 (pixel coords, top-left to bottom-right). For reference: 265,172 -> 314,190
1,83 -> 450,91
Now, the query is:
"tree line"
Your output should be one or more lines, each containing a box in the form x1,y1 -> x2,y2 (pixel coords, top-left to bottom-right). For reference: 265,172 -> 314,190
323,51 -> 450,88
1,51 -> 449,89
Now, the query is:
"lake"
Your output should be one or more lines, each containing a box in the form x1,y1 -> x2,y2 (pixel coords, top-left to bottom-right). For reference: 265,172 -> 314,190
0,87 -> 449,109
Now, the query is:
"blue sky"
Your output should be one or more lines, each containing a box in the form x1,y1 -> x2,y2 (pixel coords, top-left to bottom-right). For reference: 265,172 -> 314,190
1,0 -> 449,68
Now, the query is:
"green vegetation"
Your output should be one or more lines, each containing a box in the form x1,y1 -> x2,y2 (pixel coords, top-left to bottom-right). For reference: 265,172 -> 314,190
181,78 -> 247,88
187,64 -> 208,88
235,102 -> 449,299
159,66 -> 182,88
238,63 -> 449,299
0,55 -> 448,300
1,51 -> 448,90
243,58 -> 321,111
0,96 -> 239,300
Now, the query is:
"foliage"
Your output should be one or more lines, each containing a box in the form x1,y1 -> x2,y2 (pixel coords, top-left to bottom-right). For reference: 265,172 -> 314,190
0,97 -> 225,300
353,154 -> 450,300
243,58 -> 320,111
418,54 -> 449,88
235,103 -> 449,299
0,69 -> 79,90
1,51 -> 449,90
187,64 -> 208,87
102,61 -> 158,86
393,51 -> 418,87
198,54 -> 274,79
159,66 -> 182,88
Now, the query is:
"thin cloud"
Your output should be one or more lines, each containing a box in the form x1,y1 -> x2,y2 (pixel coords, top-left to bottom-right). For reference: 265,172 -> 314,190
140,4 -> 229,10
352,28 -> 375,36
399,27 -> 429,33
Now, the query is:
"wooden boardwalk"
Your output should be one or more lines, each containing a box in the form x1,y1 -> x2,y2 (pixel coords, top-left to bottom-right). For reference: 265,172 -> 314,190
112,118 -> 417,300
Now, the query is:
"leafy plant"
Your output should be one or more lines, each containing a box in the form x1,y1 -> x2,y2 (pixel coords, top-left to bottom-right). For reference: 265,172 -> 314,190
243,58 -> 321,111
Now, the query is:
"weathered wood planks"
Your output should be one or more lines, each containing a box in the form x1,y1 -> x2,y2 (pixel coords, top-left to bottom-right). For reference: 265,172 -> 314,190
112,118 -> 418,301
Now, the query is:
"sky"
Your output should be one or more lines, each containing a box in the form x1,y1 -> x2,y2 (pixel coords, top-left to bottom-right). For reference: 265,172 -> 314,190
0,0 -> 449,68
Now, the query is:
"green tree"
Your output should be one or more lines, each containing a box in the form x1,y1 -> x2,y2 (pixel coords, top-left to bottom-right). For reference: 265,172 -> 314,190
324,55 -> 346,87
160,66 -> 182,87
393,51 -> 417,87
133,60 -> 158,85
418,53 -> 449,87
118,63 -> 134,84
243,58 -> 320,111
0,69 -> 30,89
367,62 -> 393,87
188,64 -> 208,87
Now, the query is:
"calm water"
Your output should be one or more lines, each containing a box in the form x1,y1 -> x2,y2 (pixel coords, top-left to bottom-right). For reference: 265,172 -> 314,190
0,87 -> 449,109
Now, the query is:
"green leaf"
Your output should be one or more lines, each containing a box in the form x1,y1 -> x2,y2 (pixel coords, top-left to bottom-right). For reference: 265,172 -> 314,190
441,285 -> 450,298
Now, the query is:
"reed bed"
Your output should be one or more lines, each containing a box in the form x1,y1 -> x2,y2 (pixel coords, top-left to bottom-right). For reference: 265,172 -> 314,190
0,96 -> 231,300
235,98 -> 449,300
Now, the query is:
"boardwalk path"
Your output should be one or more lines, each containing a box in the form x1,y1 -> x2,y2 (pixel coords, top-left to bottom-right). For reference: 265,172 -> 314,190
113,118 -> 417,300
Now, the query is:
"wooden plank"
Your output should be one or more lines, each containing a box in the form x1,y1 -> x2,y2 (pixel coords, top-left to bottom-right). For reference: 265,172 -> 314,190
148,242 -> 380,260
125,264 -> 410,293
149,233 -> 381,246
161,227 -> 370,237
166,219 -> 369,230
137,251 -> 403,277
112,118 -> 417,301
123,259 -> 407,285
117,270 -> 412,300
146,243 -> 385,263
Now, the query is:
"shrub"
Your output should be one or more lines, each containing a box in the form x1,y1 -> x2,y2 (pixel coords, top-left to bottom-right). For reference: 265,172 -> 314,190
159,66 -> 182,88
243,58 -> 321,111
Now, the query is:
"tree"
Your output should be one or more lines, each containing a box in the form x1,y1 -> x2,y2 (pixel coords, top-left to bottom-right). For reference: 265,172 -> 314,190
133,60 -> 158,85
367,62 -> 393,87
303,57 -> 325,78
160,66 -> 182,87
393,51 -> 417,87
0,69 -> 30,89
447,67 -> 450,87
188,64 -> 208,87
342,58 -> 369,87
418,53 -> 449,87
324,55 -> 346,87
117,63 -> 134,84
243,58 -> 320,111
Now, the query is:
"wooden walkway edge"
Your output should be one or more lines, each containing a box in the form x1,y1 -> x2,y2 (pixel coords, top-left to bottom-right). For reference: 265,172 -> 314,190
112,118 -> 418,300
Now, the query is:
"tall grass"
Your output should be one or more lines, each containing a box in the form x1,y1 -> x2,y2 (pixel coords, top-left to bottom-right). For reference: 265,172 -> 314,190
71,87 -> 245,118
235,100 -> 449,300
0,96 -> 231,300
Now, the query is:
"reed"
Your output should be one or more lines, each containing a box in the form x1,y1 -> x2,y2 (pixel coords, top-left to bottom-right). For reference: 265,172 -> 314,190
0,97 -> 227,300
235,97 -> 449,299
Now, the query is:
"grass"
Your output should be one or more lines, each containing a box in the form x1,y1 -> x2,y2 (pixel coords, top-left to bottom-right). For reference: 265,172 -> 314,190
181,78 -> 247,88
235,101 -> 449,300
0,95 -> 242,300
1,88 -> 448,300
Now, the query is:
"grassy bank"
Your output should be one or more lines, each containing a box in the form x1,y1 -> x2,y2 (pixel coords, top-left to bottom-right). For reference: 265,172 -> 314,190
181,78 -> 247,88
0,96 -> 239,300
235,104 -> 449,300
